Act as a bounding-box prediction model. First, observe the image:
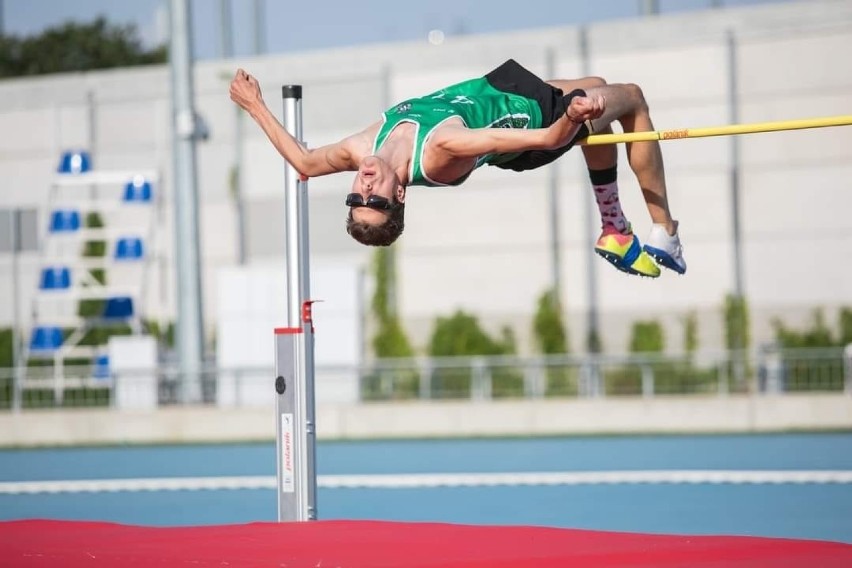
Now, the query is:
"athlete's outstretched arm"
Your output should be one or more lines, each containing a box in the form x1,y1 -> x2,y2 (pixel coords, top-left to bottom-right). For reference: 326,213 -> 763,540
229,69 -> 363,177
434,124 -> 559,157
435,94 -> 605,158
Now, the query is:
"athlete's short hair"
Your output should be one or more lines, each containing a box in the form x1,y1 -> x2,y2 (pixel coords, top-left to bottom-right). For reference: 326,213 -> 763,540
346,200 -> 405,247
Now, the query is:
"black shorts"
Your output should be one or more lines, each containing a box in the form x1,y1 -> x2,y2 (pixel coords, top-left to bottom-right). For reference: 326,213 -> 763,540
484,59 -> 589,172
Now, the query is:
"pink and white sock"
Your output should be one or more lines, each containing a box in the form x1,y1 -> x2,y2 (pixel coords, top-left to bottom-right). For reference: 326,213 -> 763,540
593,181 -> 628,233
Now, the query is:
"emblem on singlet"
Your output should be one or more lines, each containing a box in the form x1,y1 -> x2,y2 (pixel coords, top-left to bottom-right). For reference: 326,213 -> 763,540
489,114 -> 531,129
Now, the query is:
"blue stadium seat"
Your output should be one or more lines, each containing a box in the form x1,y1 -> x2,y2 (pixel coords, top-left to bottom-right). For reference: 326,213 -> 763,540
123,177 -> 153,203
57,151 -> 92,174
115,237 -> 144,260
39,266 -> 72,290
29,326 -> 64,353
49,209 -> 81,233
102,296 -> 134,320
92,353 -> 110,380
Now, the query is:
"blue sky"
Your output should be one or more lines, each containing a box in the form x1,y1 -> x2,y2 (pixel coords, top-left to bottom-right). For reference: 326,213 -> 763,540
1,0 -> 791,59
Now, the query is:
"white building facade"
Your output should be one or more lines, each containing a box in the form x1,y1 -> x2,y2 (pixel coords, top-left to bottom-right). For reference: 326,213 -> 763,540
0,0 -> 850,359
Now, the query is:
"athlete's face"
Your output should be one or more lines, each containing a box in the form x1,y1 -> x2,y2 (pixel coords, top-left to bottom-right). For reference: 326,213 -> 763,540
349,156 -> 405,224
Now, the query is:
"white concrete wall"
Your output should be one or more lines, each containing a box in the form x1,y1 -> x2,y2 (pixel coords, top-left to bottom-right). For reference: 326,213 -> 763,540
215,261 -> 364,406
1,394 -> 850,447
0,0 -> 851,356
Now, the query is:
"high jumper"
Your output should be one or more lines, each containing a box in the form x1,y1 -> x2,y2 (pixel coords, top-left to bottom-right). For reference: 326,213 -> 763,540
230,59 -> 687,278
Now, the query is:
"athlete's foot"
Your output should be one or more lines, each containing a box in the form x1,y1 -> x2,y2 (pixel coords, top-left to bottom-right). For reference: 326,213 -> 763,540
594,224 -> 661,278
643,221 -> 687,275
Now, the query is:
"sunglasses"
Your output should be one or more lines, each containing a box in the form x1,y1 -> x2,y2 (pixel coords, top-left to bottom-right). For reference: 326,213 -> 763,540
345,193 -> 393,210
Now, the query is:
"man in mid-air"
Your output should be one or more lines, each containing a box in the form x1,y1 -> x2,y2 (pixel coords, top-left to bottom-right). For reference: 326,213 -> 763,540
229,59 -> 686,277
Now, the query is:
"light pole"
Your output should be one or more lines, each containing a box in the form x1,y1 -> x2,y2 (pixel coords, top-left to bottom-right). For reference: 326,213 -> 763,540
252,0 -> 266,54
579,27 -> 600,353
727,30 -> 744,301
169,0 -> 205,402
545,48 -> 563,309
219,0 -> 248,265
641,0 -> 659,16
10,209 -> 22,411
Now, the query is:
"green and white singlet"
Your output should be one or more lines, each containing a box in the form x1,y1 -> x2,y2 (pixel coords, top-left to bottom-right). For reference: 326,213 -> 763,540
372,77 -> 544,187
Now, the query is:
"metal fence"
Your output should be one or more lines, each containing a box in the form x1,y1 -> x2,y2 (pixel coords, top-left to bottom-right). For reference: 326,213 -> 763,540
1,346 -> 850,411
357,347 -> 852,401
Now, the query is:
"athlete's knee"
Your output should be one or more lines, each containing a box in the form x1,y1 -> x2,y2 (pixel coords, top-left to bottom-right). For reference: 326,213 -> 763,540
623,83 -> 649,112
547,77 -> 607,92
572,76 -> 607,90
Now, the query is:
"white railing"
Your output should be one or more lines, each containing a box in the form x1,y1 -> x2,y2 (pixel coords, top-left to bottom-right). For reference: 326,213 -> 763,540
1,346 -> 850,411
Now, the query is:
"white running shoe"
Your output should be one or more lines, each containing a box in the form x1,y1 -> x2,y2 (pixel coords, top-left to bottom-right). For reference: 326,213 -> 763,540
643,222 -> 687,275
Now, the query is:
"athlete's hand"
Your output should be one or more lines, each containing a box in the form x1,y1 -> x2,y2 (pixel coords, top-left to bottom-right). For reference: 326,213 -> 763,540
544,94 -> 606,149
566,94 -> 606,124
230,69 -> 264,113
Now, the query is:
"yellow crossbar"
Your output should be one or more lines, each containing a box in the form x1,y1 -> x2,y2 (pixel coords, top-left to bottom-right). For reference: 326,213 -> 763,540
579,115 -> 852,145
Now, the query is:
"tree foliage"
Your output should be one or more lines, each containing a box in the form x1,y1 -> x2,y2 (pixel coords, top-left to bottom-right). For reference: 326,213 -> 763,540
773,308 -> 852,349
841,308 -> 852,346
0,328 -> 13,369
724,293 -> 750,351
532,289 -> 569,355
629,320 -> 665,353
371,248 -> 414,358
429,310 -> 515,357
0,17 -> 166,78
682,311 -> 698,355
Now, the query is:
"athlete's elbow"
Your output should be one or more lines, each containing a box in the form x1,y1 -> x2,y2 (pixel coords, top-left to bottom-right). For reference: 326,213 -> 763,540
295,162 -> 324,179
289,148 -> 318,177
277,152 -> 306,177
295,148 -> 342,178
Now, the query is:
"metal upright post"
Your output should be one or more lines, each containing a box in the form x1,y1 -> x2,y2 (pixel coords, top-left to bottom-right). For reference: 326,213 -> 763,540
274,85 -> 317,522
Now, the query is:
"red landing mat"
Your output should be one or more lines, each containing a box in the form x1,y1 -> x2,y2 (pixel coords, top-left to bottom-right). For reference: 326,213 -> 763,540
1,519 -> 850,567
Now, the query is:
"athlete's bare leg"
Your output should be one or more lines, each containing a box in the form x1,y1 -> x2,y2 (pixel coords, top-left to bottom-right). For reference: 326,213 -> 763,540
585,83 -> 676,234
549,78 -> 676,234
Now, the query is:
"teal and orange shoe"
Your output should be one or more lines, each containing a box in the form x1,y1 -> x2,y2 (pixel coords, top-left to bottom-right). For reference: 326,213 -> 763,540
594,225 -> 661,278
